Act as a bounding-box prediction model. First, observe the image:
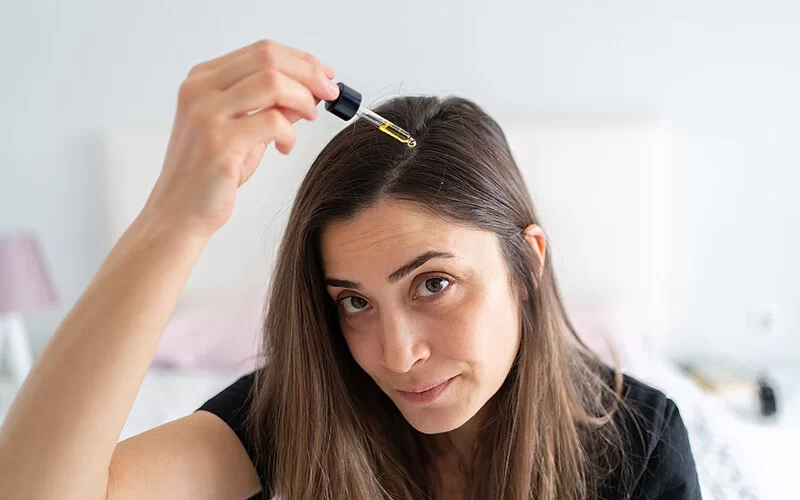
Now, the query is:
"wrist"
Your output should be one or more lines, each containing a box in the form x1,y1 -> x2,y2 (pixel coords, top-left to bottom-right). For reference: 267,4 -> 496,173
127,206 -> 213,252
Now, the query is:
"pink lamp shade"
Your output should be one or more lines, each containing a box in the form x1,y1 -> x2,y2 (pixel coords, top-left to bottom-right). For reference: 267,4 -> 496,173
0,233 -> 59,314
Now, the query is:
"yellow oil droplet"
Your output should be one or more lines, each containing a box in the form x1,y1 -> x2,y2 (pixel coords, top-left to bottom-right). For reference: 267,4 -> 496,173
379,122 -> 416,148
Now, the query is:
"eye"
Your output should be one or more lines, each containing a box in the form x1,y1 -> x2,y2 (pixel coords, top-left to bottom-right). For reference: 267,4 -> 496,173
339,296 -> 369,314
417,276 -> 450,297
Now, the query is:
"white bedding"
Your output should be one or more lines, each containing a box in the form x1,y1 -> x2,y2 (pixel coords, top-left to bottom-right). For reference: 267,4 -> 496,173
622,354 -> 786,500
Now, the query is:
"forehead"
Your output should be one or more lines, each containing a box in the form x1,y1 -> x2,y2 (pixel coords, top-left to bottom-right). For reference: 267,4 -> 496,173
320,201 -> 499,274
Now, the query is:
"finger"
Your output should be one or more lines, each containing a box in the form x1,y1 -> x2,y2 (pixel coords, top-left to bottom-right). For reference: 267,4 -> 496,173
283,45 -> 336,80
239,141 -> 269,186
276,99 -> 322,124
207,40 -> 339,102
234,108 -> 297,155
188,39 -> 265,75
223,69 -> 317,121
271,43 -> 336,79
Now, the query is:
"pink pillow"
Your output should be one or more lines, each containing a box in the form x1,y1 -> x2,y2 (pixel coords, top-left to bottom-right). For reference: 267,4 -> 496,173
152,297 -> 265,375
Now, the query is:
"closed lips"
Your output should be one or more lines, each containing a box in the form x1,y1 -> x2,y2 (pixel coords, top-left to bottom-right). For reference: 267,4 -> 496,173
396,377 -> 454,393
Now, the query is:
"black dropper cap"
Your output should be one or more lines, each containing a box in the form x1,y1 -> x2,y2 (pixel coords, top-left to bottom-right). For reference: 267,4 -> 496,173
325,82 -> 362,121
758,375 -> 778,417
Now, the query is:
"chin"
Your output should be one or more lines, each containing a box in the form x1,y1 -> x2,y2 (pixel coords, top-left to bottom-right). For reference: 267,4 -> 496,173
404,412 -> 467,434
396,401 -> 478,435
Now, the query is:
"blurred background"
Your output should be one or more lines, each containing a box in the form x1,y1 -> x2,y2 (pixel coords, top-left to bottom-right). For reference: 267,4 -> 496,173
1,1 -> 798,498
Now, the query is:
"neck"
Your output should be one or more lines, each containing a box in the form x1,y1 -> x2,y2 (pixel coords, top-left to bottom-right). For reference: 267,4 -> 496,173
431,398 -> 494,467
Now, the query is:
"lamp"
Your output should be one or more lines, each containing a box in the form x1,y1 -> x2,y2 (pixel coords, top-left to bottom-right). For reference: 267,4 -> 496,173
0,232 -> 58,384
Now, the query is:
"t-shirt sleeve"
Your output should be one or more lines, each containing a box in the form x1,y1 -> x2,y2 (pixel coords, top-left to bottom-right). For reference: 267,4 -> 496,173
632,397 -> 702,499
195,371 -> 271,500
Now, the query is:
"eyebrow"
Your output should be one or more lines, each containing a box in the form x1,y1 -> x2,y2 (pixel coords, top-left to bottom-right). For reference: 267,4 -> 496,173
325,250 -> 455,290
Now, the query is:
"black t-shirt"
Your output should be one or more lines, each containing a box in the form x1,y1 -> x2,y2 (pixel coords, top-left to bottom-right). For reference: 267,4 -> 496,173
195,370 -> 701,499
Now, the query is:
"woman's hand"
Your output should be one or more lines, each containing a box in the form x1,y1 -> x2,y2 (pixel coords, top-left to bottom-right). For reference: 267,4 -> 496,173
141,39 -> 340,239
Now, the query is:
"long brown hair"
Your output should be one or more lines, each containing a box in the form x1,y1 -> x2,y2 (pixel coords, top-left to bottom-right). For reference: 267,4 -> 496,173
244,95 -> 629,499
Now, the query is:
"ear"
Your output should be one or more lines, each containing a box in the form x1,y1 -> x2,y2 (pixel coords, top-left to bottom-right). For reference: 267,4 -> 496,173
521,224 -> 547,295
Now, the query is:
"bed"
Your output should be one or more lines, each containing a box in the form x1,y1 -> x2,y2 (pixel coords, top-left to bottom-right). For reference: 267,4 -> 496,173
93,112 -> 770,498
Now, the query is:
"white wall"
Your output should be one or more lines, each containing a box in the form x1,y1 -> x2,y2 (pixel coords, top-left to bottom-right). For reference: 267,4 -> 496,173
1,0 -> 798,365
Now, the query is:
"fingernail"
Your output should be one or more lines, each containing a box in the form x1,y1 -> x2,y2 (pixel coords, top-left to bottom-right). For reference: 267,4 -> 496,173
328,81 -> 340,98
322,63 -> 335,78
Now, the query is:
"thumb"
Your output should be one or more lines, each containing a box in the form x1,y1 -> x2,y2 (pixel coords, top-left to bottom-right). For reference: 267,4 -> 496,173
281,100 -> 322,124
239,140 -> 268,186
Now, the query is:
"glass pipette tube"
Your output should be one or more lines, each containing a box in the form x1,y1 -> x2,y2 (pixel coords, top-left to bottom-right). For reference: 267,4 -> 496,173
356,107 -> 417,148
325,82 -> 417,148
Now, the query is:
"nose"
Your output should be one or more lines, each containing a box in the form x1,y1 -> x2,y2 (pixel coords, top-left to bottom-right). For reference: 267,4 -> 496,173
380,311 -> 429,373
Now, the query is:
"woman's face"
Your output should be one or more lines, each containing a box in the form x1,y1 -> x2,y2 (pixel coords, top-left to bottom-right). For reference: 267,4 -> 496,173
320,200 -> 525,434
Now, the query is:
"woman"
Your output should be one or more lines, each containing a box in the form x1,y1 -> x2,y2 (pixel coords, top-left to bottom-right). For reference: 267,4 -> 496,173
0,40 -> 699,499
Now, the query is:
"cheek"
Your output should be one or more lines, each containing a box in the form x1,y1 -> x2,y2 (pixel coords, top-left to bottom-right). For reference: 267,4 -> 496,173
429,287 -> 503,356
341,327 -> 380,374
436,283 -> 520,364
429,301 -> 481,356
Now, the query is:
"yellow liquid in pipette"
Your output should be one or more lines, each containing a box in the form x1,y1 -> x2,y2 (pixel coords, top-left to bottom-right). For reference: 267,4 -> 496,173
379,122 -> 417,148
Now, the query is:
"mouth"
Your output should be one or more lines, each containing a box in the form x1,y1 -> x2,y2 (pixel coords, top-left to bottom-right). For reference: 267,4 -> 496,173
395,376 -> 457,404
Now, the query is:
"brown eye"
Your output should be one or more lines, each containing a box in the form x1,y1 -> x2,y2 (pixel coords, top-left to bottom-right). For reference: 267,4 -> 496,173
350,296 -> 368,308
418,277 -> 450,297
340,296 -> 369,314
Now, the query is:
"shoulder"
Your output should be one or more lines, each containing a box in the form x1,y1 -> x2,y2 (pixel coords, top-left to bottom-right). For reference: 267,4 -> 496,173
608,371 -> 702,499
195,370 -> 270,499
197,371 -> 259,448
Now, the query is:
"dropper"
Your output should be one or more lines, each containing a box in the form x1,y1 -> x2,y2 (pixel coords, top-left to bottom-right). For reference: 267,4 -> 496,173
324,82 -> 417,148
